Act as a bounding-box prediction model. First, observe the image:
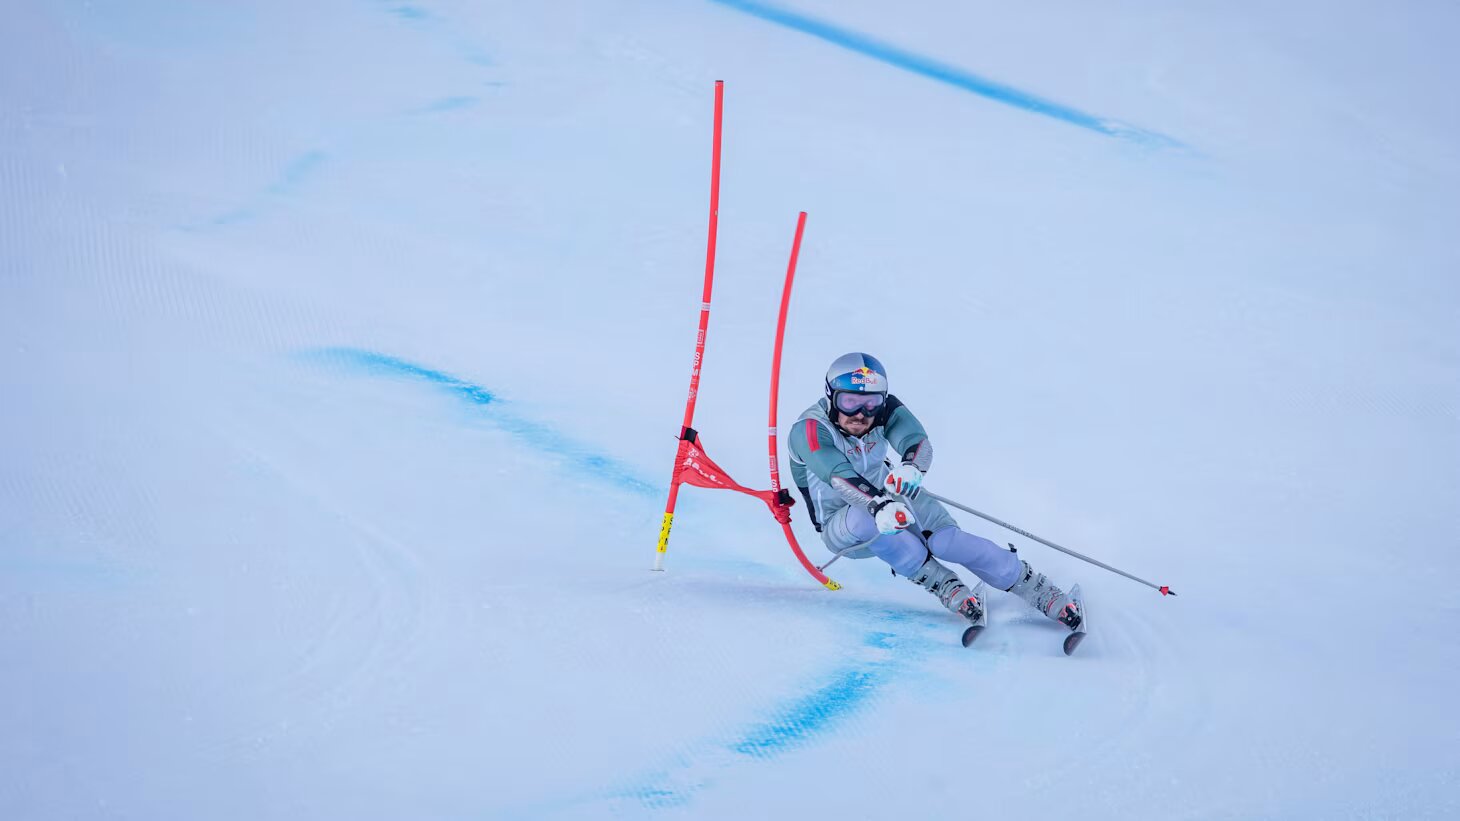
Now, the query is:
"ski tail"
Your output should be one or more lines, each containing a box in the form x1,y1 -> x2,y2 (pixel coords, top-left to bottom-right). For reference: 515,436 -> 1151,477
960,581 -> 990,647
1062,584 -> 1088,656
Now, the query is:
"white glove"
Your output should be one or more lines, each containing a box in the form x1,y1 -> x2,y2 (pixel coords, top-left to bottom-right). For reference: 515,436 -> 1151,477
871,498 -> 914,535
884,463 -> 924,498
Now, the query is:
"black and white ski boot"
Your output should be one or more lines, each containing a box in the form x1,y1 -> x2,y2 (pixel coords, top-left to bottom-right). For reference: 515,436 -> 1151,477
1008,559 -> 1085,643
907,556 -> 987,644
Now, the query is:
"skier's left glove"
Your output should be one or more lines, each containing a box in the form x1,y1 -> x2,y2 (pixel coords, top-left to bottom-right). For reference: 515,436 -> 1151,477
884,463 -> 923,498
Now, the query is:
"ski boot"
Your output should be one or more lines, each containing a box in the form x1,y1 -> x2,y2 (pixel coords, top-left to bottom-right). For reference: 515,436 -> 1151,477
1008,560 -> 1082,630
907,556 -> 984,624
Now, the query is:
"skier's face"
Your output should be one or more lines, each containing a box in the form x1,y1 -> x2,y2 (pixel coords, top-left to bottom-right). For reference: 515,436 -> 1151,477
831,390 -> 882,437
836,411 -> 874,437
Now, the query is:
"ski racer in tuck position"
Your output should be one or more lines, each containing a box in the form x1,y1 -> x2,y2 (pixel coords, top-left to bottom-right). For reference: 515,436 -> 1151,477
788,352 -> 1082,633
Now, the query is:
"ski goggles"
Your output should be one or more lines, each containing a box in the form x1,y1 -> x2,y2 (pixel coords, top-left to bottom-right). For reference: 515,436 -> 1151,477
832,390 -> 886,418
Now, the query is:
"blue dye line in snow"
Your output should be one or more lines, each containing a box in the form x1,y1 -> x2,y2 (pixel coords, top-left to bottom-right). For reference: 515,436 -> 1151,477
708,0 -> 1182,148
595,653 -> 898,810
367,0 -> 495,67
413,95 -> 478,114
0,555 -> 141,585
191,149 -> 328,228
727,624 -> 923,759
593,614 -> 960,812
731,663 -> 887,757
303,347 -> 660,498
457,44 -> 496,67
203,207 -> 257,228
266,150 -> 327,196
386,4 -> 430,21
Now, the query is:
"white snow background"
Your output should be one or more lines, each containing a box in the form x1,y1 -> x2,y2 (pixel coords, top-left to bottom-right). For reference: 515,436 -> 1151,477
3,1 -> 1458,818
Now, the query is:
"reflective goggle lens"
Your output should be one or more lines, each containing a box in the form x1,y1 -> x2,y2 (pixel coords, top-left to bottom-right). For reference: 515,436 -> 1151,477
834,391 -> 885,417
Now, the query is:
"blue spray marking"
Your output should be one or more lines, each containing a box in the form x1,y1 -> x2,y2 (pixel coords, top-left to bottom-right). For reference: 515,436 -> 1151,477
731,663 -> 887,757
560,604 -> 986,813
457,45 -> 495,67
387,5 -> 430,21
183,3 -> 498,230
190,150 -> 328,229
365,1 -> 496,69
708,0 -> 1182,148
725,614 -> 935,758
204,206 -> 257,228
589,654 -> 895,810
302,347 -> 660,498
266,150 -> 327,195
411,95 -> 479,114
0,555 -> 141,586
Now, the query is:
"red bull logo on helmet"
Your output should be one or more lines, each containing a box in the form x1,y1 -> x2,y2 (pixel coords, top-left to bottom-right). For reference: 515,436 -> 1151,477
849,366 -> 880,388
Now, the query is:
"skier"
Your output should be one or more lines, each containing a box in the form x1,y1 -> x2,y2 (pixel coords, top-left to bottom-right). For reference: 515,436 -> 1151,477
787,352 -> 1082,633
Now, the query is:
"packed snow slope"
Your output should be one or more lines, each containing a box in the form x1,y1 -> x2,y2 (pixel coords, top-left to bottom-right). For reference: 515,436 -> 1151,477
4,1 -> 1458,818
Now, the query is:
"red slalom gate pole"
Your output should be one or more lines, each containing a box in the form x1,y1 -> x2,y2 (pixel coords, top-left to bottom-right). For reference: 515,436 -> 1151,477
768,212 -> 840,589
655,80 -> 724,571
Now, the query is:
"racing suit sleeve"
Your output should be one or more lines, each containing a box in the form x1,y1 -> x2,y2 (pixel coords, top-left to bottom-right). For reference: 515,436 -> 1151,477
787,417 -> 883,510
882,395 -> 933,472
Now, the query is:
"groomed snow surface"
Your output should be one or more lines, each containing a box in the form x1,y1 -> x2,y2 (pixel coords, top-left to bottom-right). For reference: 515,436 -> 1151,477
3,1 -> 1458,818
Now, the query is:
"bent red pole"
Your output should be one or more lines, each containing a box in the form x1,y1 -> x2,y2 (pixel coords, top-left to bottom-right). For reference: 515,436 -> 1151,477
923,489 -> 1176,596
768,212 -> 840,590
655,80 -> 724,571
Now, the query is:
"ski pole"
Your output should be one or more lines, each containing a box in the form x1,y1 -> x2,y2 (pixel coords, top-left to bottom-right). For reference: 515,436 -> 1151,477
817,542 -> 867,573
922,489 -> 1176,596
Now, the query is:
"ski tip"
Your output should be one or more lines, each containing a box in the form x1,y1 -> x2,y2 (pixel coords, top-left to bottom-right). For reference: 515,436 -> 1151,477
1063,630 -> 1086,656
961,625 -> 985,647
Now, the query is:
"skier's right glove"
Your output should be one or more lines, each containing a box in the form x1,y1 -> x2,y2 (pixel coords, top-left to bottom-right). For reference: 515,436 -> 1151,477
870,497 -> 914,535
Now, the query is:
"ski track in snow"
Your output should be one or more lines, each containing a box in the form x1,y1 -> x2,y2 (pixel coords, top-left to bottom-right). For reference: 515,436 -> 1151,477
304,347 -> 1038,813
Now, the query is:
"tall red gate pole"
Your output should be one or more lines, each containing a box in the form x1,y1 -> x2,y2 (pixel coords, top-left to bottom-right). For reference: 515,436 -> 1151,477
655,80 -> 724,571
768,212 -> 841,589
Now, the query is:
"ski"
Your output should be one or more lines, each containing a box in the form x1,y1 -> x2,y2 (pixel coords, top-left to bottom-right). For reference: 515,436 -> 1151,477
960,581 -> 990,647
1061,584 -> 1088,656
